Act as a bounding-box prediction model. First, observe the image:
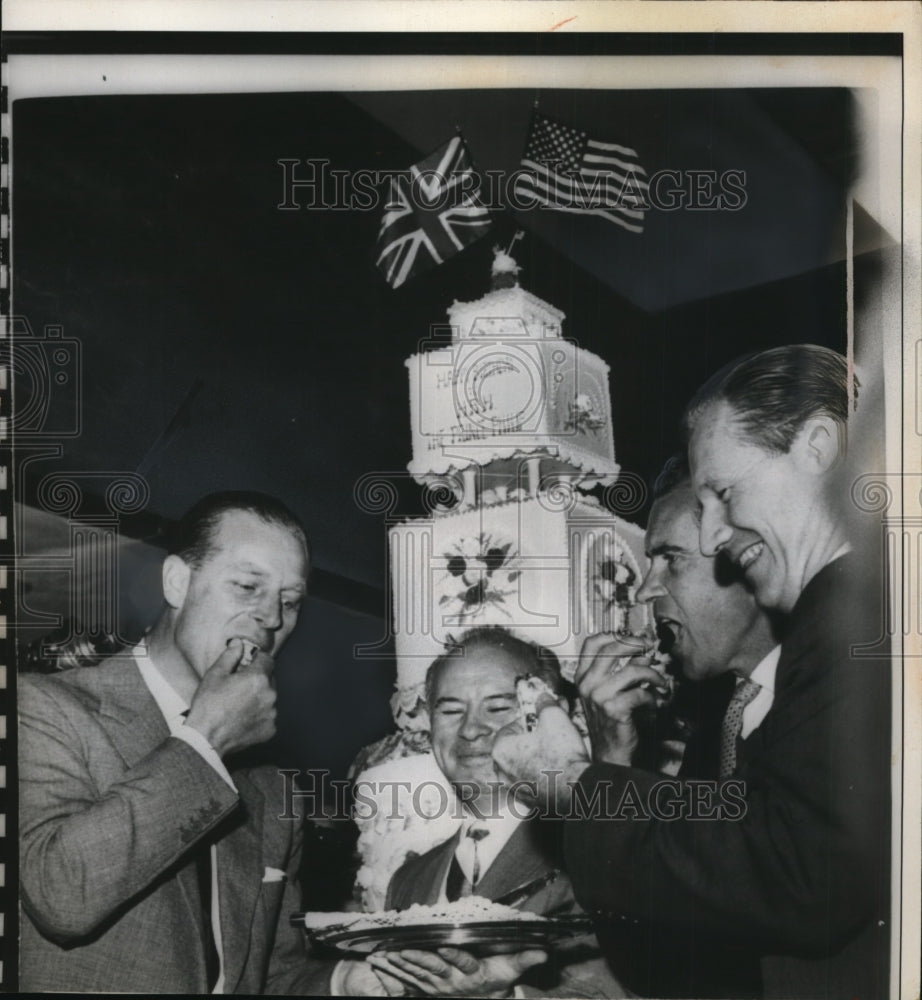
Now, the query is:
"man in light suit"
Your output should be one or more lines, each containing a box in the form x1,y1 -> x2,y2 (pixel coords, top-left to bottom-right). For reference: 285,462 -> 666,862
336,628 -> 625,998
19,491 -> 329,993
494,346 -> 891,1000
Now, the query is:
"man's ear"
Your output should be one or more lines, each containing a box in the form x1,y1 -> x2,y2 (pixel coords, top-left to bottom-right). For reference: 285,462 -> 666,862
791,415 -> 843,474
162,554 -> 192,609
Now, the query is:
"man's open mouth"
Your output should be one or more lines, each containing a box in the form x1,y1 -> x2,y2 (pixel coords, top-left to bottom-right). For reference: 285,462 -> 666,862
227,636 -> 263,664
655,617 -> 682,652
737,541 -> 765,570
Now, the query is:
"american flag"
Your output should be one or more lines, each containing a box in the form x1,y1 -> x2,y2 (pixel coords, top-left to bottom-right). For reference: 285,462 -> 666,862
375,136 -> 492,289
514,113 -> 648,233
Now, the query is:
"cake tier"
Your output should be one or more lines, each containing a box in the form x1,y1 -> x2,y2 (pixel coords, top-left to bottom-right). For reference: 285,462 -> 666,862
388,493 -> 649,720
448,285 -> 565,342
406,334 -> 618,485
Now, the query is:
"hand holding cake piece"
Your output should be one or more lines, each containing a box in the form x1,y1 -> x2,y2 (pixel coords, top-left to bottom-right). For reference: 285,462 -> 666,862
574,631 -> 673,766
492,683 -> 589,813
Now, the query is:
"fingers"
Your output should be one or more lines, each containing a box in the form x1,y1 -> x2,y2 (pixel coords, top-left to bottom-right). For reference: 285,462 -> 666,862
435,947 -> 481,974
207,640 -> 247,676
580,663 -> 671,704
367,954 -> 435,994
574,633 -> 657,687
511,948 -> 548,973
391,950 -> 455,975
587,685 -> 658,723
373,967 -> 409,996
241,649 -> 276,681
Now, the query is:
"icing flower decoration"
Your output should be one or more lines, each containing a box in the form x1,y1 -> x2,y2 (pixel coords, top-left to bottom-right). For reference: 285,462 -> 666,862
592,557 -> 638,626
439,533 -> 520,622
565,394 -> 606,435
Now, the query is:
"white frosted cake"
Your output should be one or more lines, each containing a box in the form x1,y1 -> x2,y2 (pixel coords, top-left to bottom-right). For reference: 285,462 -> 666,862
352,251 -> 651,910
406,283 -> 618,488
389,492 -> 649,727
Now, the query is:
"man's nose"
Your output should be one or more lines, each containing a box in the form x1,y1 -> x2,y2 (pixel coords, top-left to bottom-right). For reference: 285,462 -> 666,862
635,563 -> 664,604
459,711 -> 491,741
699,501 -> 733,557
252,595 -> 282,631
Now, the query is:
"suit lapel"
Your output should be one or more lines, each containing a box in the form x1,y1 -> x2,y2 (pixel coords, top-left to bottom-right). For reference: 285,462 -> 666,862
217,768 -> 265,992
475,822 -> 554,900
425,831 -> 461,906
95,657 -> 205,974
97,657 -> 173,768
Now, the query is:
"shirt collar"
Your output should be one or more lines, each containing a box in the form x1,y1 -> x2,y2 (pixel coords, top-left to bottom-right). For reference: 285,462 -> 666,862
829,542 -> 852,564
747,644 -> 782,695
133,641 -> 190,723
461,806 -> 523,848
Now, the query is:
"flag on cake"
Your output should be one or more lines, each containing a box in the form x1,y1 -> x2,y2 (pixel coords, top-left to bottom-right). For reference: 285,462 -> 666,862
375,134 -> 492,289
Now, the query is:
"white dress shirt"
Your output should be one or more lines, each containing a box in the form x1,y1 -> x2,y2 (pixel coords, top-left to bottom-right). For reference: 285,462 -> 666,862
331,807 -> 527,997
134,644 -> 236,993
740,644 -> 781,740
444,809 -> 524,895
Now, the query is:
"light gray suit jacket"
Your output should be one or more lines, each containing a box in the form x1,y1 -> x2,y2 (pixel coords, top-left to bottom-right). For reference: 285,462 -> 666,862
19,655 -> 329,994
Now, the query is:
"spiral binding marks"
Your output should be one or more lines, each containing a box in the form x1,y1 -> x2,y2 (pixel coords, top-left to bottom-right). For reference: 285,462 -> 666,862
421,475 -> 462,515
353,473 -> 400,516
850,474 -> 895,514
602,471 -> 648,517
104,475 -> 150,515
536,476 -> 578,513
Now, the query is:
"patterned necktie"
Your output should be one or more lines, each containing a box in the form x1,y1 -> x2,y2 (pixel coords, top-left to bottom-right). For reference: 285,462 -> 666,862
446,824 -> 490,900
719,677 -> 761,778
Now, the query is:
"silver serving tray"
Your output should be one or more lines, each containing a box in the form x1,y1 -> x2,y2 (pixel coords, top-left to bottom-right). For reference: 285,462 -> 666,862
293,914 -> 593,957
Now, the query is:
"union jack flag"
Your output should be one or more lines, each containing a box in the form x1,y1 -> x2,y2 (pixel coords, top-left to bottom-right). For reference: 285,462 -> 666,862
375,136 -> 492,289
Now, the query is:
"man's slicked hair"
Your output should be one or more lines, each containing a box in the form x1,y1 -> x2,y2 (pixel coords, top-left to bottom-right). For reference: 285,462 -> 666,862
425,626 -> 564,709
683,344 -> 856,454
652,453 -> 692,501
168,491 -> 310,569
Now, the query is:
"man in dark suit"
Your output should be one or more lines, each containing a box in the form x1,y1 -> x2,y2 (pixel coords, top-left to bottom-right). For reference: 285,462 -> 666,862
19,491 -> 329,993
494,346 -> 891,1000
583,454 -> 779,998
336,628 -> 624,998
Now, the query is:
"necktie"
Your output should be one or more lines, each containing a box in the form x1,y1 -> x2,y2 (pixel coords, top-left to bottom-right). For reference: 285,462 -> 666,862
719,677 -> 761,778
445,824 -> 491,901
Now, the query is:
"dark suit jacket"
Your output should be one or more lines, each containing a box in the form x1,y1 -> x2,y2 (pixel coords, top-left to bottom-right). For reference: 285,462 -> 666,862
19,655 -> 328,994
601,673 -> 761,999
388,819 -> 627,998
565,555 -> 891,1000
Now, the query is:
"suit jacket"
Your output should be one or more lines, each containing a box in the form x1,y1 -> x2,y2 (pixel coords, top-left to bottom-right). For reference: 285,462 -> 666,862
601,674 -> 761,1000
388,819 -> 627,998
564,554 -> 891,1000
19,655 -> 328,994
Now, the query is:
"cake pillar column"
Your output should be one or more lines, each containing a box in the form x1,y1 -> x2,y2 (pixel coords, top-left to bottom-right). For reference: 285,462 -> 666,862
526,457 -> 542,498
462,468 -> 477,508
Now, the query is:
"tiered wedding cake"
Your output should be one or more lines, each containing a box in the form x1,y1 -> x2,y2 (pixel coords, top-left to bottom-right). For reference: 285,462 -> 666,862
353,251 -> 649,909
